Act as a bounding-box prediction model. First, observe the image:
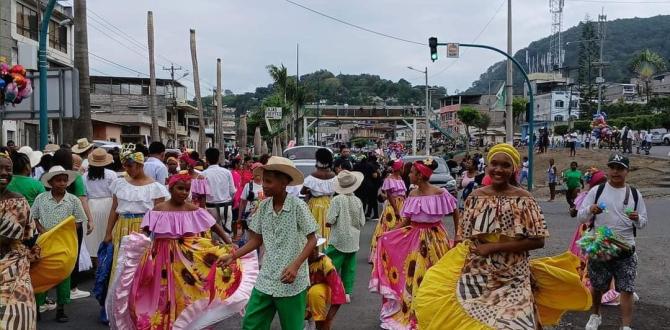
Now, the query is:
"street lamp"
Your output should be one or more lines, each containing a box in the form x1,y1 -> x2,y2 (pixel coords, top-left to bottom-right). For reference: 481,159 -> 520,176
407,66 -> 430,155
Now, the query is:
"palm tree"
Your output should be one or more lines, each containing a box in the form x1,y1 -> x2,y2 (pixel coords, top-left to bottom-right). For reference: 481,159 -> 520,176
266,64 -> 289,103
630,49 -> 667,101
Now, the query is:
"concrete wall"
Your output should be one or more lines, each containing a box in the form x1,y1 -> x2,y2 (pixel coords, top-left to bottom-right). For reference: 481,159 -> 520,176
92,122 -> 122,142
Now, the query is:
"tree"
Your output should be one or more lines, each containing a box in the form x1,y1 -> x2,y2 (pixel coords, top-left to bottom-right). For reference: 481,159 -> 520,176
476,113 -> 491,135
266,64 -> 289,103
577,19 -> 599,117
457,106 -> 481,152
512,97 -> 528,123
630,49 -> 667,101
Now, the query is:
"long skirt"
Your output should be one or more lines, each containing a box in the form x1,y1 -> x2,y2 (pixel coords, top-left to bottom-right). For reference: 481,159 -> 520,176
110,213 -> 144,283
1,248 -> 37,329
85,197 -> 113,257
107,233 -> 258,329
30,216 -> 78,294
414,240 -> 592,330
308,196 -> 331,245
369,222 -> 451,330
369,196 -> 404,263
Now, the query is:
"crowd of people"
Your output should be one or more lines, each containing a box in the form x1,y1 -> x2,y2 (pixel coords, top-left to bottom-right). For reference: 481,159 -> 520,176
0,137 -> 649,330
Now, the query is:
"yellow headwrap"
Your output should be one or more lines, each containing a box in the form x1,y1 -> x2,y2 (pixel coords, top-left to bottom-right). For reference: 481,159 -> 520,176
487,143 -> 521,170
0,151 -> 9,159
121,151 -> 145,164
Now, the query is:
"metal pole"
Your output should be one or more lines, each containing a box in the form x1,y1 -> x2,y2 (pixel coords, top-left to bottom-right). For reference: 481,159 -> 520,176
424,67 -> 430,155
216,58 -> 223,150
505,0 -> 514,144
412,118 -> 417,156
39,0 -> 58,150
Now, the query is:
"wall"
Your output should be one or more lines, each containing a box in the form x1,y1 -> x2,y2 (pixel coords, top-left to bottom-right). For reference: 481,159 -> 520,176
92,122 -> 122,142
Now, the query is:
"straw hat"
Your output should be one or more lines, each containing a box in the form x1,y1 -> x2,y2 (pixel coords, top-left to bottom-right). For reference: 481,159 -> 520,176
17,146 -> 43,168
333,170 -> 364,195
41,166 -> 77,188
252,156 -> 304,186
72,138 -> 94,154
88,148 -> 113,167
43,144 -> 60,154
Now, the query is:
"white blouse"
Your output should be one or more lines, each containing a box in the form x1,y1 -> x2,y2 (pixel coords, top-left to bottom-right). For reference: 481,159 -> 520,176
110,177 -> 170,214
303,175 -> 336,197
83,169 -> 118,199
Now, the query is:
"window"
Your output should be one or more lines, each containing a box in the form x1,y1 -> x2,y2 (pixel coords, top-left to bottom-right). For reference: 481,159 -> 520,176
48,20 -> 68,53
16,3 -> 38,40
570,100 -> 579,109
554,115 -> 564,122
7,130 -> 15,142
554,100 -> 565,108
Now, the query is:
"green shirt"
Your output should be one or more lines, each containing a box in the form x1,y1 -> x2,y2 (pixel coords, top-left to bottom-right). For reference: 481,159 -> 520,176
326,193 -> 366,253
31,191 -> 88,230
248,194 -> 318,297
563,169 -> 583,190
69,174 -> 87,197
7,175 -> 46,206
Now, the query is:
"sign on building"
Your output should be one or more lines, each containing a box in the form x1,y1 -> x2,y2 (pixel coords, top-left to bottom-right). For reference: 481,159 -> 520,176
446,43 -> 459,58
265,107 -> 282,120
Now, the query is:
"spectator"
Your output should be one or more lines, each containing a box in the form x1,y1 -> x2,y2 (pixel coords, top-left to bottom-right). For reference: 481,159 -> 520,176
202,148 -> 236,233
563,161 -> 584,210
143,142 -> 168,184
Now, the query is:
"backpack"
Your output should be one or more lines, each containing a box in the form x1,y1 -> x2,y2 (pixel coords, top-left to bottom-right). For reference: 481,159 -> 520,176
590,182 -> 639,236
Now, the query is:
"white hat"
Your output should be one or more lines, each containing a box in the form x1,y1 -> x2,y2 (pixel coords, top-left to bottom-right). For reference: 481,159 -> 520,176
17,146 -> 43,168
253,156 -> 304,186
71,138 -> 94,154
40,166 -> 77,188
43,144 -> 60,155
316,236 -> 327,247
333,170 -> 364,195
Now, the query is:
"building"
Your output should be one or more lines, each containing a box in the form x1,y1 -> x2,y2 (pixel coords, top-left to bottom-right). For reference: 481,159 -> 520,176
1,0 -> 75,147
522,73 -> 580,136
649,72 -> 670,97
603,83 -> 638,104
221,107 -> 237,147
437,83 -> 506,137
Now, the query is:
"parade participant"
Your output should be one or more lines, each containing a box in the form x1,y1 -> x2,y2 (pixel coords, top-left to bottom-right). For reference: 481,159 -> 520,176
518,156 -> 529,186
7,152 -> 45,206
143,142 -> 168,185
577,154 -> 647,330
202,148 -> 236,231
33,153 -> 53,180
363,154 -> 382,220
71,138 -> 94,173
218,156 -> 318,330
106,173 -> 251,329
102,148 -> 169,278
370,160 -> 405,263
306,237 -> 347,330
563,161 -> 584,210
32,166 -> 88,322
83,148 -> 117,256
166,156 -> 179,177
178,151 -> 211,208
326,170 -> 365,301
0,152 -> 38,328
369,158 -> 459,330
237,163 -> 265,240
414,143 -> 591,330
547,158 -> 558,202
17,146 -> 42,177
301,148 -> 336,245
458,158 -> 478,210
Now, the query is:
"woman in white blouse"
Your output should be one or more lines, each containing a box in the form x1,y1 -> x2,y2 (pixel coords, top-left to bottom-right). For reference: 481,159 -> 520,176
83,148 -> 118,256
300,148 -> 336,245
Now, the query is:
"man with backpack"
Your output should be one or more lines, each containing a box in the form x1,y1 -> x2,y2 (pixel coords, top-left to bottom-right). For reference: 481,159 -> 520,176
577,153 -> 648,330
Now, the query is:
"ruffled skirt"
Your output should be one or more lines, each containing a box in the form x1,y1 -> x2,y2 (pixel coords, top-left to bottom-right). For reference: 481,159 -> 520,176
110,213 -> 144,282
308,196 -> 331,246
414,241 -> 592,330
369,197 -> 404,263
30,216 -> 78,294
369,222 -> 451,330
85,197 -> 113,257
107,233 -> 258,329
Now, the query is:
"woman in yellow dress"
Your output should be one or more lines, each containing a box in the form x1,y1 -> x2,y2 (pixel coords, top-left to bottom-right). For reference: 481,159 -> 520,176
301,148 -> 336,245
414,143 -> 592,330
369,160 -> 406,263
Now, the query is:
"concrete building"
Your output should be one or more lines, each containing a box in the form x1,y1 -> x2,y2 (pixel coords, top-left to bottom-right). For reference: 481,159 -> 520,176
221,107 -> 237,147
437,83 -> 506,137
603,83 -> 638,104
649,72 -> 670,97
521,73 -> 579,136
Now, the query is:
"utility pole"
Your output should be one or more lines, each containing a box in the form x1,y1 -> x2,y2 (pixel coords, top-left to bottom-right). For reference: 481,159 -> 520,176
424,66 -> 430,155
147,11 -> 159,142
295,43 -> 299,143
216,58 -> 223,150
163,64 -> 183,148
189,29 -> 206,155
596,10 -> 606,114
505,0 -> 514,143
73,0 -> 92,141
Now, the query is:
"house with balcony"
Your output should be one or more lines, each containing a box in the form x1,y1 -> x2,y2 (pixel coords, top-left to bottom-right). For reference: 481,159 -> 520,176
521,73 -> 580,137
437,83 -> 506,138
603,83 -> 638,104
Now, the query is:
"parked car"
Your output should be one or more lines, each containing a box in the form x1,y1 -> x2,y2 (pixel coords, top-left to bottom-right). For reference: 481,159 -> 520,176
292,159 -> 316,200
663,132 -> 670,145
402,156 -> 457,196
650,131 -> 664,145
283,146 -> 332,161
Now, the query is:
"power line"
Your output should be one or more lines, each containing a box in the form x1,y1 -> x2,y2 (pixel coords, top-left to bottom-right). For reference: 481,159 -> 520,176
284,0 -> 425,46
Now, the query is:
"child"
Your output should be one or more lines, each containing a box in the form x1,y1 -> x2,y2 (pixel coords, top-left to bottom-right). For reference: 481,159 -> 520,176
306,238 -> 347,330
31,166 -> 88,322
326,170 -> 366,301
218,156 -> 318,329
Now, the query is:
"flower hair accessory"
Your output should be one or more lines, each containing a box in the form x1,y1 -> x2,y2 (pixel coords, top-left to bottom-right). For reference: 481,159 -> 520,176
423,158 -> 434,166
0,151 -> 9,159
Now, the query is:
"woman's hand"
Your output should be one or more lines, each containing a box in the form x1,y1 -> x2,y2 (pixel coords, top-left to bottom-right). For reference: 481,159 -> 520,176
86,221 -> 94,235
470,242 -> 498,256
103,233 -> 113,244
217,254 -> 234,268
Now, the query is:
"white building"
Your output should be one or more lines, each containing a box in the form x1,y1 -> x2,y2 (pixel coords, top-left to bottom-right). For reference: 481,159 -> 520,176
533,90 -> 580,124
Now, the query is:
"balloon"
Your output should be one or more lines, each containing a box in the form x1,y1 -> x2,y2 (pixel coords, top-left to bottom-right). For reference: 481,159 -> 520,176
0,78 -> 5,90
4,82 -> 18,103
18,80 -> 32,98
12,74 -> 27,89
0,63 -> 9,76
10,64 -> 26,76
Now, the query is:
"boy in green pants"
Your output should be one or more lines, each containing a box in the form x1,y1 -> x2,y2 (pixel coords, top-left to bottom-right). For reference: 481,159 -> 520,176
326,170 -> 366,302
218,157 -> 317,329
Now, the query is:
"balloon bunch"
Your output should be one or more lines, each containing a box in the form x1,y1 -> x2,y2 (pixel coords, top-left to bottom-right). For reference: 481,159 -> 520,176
590,112 -> 611,140
577,225 -> 632,261
386,142 -> 406,160
0,61 -> 33,105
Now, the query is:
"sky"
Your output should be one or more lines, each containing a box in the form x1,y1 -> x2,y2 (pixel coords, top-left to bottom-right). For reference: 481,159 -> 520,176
81,0 -> 669,98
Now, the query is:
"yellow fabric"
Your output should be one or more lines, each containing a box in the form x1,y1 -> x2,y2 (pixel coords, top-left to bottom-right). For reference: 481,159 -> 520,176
307,283 -> 331,321
110,214 -> 144,281
415,242 -> 592,329
308,196 -> 331,248
30,216 -> 77,294
487,143 -> 521,170
369,197 -> 404,261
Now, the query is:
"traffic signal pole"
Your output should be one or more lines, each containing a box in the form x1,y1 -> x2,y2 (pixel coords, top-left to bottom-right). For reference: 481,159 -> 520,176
429,39 -> 535,191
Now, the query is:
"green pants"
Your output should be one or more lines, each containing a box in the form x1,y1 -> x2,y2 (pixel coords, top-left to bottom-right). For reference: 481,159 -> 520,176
325,245 -> 357,294
36,276 -> 71,306
242,288 -> 307,330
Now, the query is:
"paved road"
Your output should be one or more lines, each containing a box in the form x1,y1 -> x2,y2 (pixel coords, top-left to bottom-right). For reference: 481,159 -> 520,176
40,200 -> 670,329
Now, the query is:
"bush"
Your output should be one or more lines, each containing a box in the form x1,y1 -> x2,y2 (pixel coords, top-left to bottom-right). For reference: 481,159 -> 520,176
554,125 -> 569,136
573,120 -> 591,133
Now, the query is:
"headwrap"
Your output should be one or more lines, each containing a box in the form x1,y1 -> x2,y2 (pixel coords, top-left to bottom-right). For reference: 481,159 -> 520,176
121,151 -> 144,164
166,157 -> 178,164
486,143 -> 521,170
414,158 -> 434,179
180,152 -> 198,168
586,169 -> 607,188
391,160 -> 404,172
168,173 -> 192,188
0,151 -> 9,159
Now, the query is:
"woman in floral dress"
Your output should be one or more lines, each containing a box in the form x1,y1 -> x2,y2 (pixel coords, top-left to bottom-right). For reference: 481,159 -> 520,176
369,159 -> 406,263
177,152 -> 210,208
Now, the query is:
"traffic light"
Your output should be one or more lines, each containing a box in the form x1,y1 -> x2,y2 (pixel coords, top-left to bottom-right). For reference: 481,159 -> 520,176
429,37 -> 438,62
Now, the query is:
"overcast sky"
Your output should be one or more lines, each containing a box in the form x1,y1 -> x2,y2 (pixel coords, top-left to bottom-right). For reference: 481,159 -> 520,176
85,0 -> 668,98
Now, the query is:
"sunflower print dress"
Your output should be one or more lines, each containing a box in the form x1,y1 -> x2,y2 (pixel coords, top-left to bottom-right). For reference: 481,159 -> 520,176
107,209 -> 258,329
369,177 -> 406,263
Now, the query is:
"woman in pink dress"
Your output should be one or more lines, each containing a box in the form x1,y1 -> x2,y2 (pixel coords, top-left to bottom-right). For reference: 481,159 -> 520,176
369,158 -> 459,330
369,160 -> 406,263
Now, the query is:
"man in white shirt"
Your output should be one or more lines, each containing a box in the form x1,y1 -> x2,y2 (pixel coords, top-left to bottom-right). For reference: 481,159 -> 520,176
577,153 -> 647,330
202,148 -> 236,232
143,142 -> 168,184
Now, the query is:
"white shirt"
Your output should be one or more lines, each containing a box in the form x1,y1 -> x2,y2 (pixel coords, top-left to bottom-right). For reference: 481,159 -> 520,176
83,168 -> 117,199
202,164 -> 236,204
143,156 -> 169,185
111,178 -> 170,214
33,166 -> 45,180
645,133 -> 653,143
303,175 -> 336,197
521,161 -> 529,172
577,182 -> 648,246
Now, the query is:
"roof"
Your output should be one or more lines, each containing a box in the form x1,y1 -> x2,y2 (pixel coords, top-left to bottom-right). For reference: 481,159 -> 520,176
90,75 -> 185,88
91,119 -> 127,127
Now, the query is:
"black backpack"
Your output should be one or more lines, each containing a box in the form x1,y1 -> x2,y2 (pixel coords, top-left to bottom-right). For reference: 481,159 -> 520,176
590,182 -> 639,236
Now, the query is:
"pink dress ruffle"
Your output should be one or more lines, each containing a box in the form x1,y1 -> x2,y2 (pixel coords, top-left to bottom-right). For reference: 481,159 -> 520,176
191,177 -> 211,195
400,190 -> 458,223
141,209 -> 215,237
382,178 -> 407,197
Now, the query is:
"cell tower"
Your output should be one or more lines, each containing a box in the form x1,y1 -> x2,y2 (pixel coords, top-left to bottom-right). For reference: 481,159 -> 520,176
549,0 -> 565,72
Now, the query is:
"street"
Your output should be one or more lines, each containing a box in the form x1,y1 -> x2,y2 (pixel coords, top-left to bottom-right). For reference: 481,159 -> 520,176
39,199 -> 670,330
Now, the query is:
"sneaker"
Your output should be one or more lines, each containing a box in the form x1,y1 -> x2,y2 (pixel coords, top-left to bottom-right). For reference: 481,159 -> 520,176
39,302 -> 57,313
70,288 -> 90,300
585,314 -> 602,330
345,294 -> 351,303
633,292 -> 640,302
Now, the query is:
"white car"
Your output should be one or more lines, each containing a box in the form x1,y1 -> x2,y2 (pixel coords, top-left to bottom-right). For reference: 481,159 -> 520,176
663,133 -> 670,145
